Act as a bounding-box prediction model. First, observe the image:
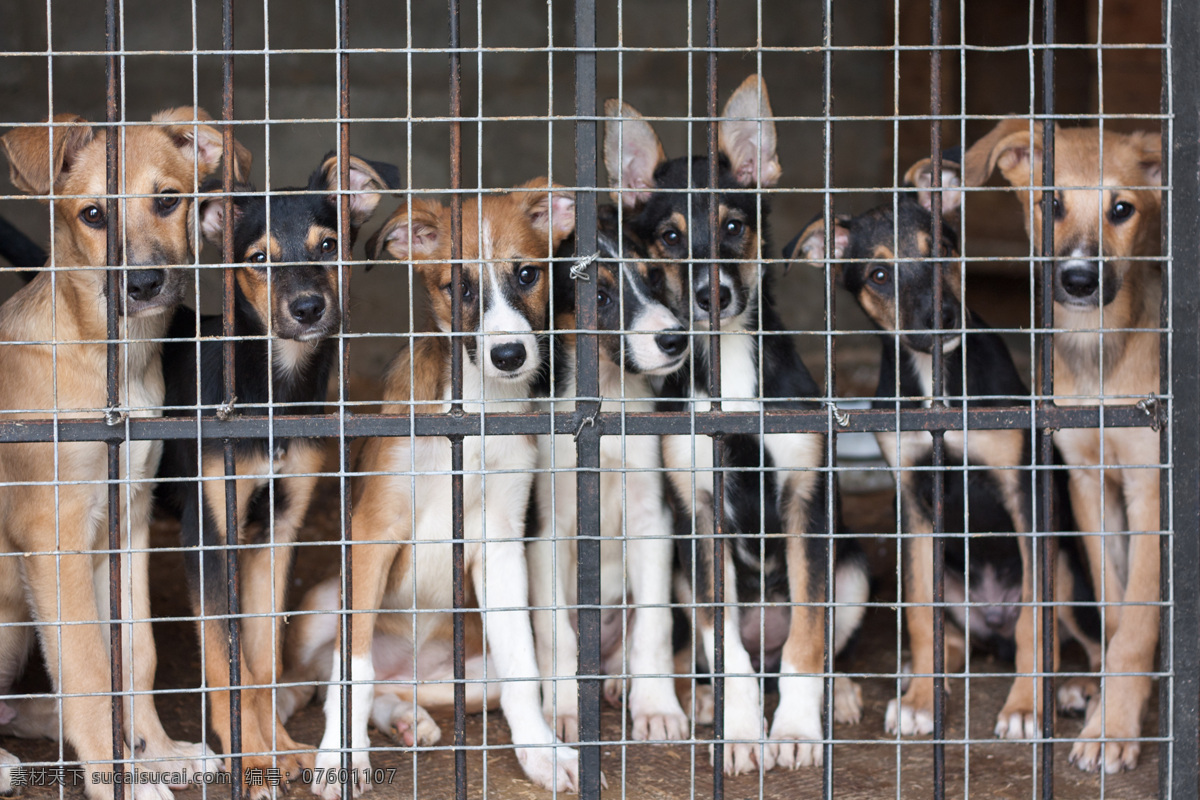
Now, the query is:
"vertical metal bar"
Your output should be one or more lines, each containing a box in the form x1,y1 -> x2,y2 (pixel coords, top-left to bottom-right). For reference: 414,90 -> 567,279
1037,5 -> 1057,797
104,2 -> 125,796
219,3 -> 242,798
928,2 -> 946,797
1168,0 -> 1200,793
1157,1 -> 1173,796
446,0 -> 467,795
573,0 -> 602,793
336,0 -> 356,792
704,2 -> 724,798
820,2 -> 836,793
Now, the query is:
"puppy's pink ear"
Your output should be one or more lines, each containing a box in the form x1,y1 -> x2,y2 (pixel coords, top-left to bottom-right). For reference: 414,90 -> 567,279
153,106 -> 253,183
904,157 -> 963,215
1128,131 -> 1163,185
318,154 -> 402,229
519,177 -> 576,249
367,199 -> 445,261
603,100 -> 666,208
963,119 -> 1044,188
0,115 -> 94,195
719,75 -> 781,188
788,216 -> 850,265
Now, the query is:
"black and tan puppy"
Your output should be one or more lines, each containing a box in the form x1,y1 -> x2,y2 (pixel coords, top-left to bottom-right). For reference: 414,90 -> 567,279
155,152 -> 398,791
605,76 -> 869,774
964,120 -> 1163,774
0,108 -> 248,799
789,156 -> 1101,742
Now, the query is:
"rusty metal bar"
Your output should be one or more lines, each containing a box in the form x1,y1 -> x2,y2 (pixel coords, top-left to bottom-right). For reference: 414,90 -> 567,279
336,0 -> 356,792
703,1 -> 725,793
219,2 -> 243,797
573,0 -> 603,793
446,0 -> 467,793
0,402 -> 1158,444
103,0 -> 125,794
928,2 -> 947,794
1038,3 -> 1057,796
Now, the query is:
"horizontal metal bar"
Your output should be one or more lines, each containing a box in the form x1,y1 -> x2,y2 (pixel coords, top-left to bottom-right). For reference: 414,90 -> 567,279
0,403 -> 1158,444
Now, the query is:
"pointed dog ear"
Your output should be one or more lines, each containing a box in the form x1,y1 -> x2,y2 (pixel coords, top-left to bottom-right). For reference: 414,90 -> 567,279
603,99 -> 666,209
517,177 -> 576,250
315,152 -> 403,230
366,199 -> 446,263
0,114 -> 94,195
963,118 -> 1045,188
904,157 -> 963,216
719,75 -> 781,188
152,106 -> 253,184
784,215 -> 851,265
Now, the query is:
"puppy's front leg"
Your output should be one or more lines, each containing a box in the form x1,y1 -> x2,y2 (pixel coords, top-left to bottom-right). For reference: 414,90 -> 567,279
473,507 -> 580,793
623,449 -> 687,742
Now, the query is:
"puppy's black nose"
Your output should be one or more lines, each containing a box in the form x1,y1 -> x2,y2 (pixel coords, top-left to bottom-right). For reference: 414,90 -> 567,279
1060,266 -> 1100,298
490,342 -> 527,372
695,285 -> 731,312
126,269 -> 164,301
655,331 -> 687,357
290,294 -> 327,325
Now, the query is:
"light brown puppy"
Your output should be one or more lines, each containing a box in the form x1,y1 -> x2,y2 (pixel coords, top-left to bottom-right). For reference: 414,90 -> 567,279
965,120 -> 1162,774
0,108 -> 249,799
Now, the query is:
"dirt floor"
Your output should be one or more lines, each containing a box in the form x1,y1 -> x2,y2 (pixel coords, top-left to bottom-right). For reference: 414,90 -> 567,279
2,466 -> 1160,800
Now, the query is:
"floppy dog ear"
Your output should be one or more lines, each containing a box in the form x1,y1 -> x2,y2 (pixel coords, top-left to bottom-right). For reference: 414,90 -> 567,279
719,75 -> 782,188
904,156 -> 963,215
518,177 -> 576,250
0,114 -> 94,195
366,198 -> 445,262
316,153 -> 403,230
1126,130 -> 1163,185
603,99 -> 666,209
152,106 -> 253,183
197,184 -> 249,250
963,118 -> 1045,188
784,215 -> 850,265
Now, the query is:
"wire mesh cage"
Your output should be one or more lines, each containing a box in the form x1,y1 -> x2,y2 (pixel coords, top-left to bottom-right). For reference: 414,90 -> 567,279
0,1 -> 1194,799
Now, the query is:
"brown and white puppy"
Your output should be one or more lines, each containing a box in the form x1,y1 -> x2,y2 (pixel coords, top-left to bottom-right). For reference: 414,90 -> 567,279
528,209 -> 690,744
282,179 -> 581,797
789,157 -> 1102,741
0,108 -> 248,799
965,120 -> 1162,774
606,76 -> 869,775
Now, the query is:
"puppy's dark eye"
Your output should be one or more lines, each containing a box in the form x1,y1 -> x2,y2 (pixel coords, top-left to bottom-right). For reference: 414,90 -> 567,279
155,190 -> 180,215
1041,194 -> 1064,220
81,205 -> 105,228
517,264 -> 540,286
248,251 -> 267,264
724,219 -> 744,237
320,237 -> 338,254
597,287 -> 612,308
445,280 -> 474,300
661,228 -> 682,247
870,267 -> 890,285
1109,201 -> 1135,223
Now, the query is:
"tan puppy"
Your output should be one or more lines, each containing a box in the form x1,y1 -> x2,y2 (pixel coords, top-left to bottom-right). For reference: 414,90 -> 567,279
0,108 -> 248,798
965,120 -> 1162,774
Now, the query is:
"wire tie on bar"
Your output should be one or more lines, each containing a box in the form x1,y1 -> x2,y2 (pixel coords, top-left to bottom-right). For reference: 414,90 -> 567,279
104,407 -> 126,427
570,251 -> 598,281
217,396 -> 238,421
573,413 -> 596,442
826,401 -> 850,428
1137,395 -> 1162,432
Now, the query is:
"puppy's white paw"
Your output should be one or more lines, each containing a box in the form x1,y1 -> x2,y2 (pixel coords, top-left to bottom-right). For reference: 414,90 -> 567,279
629,678 -> 688,741
515,743 -> 584,793
312,748 -> 371,800
884,698 -> 934,736
137,739 -> 220,787
993,709 -> 1038,740
0,750 -> 18,797
372,695 -> 441,747
1057,676 -> 1099,717
770,714 -> 823,770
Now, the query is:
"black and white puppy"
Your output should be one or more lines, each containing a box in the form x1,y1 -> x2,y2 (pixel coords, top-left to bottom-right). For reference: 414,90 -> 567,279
605,75 -> 869,775
529,206 -> 691,743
